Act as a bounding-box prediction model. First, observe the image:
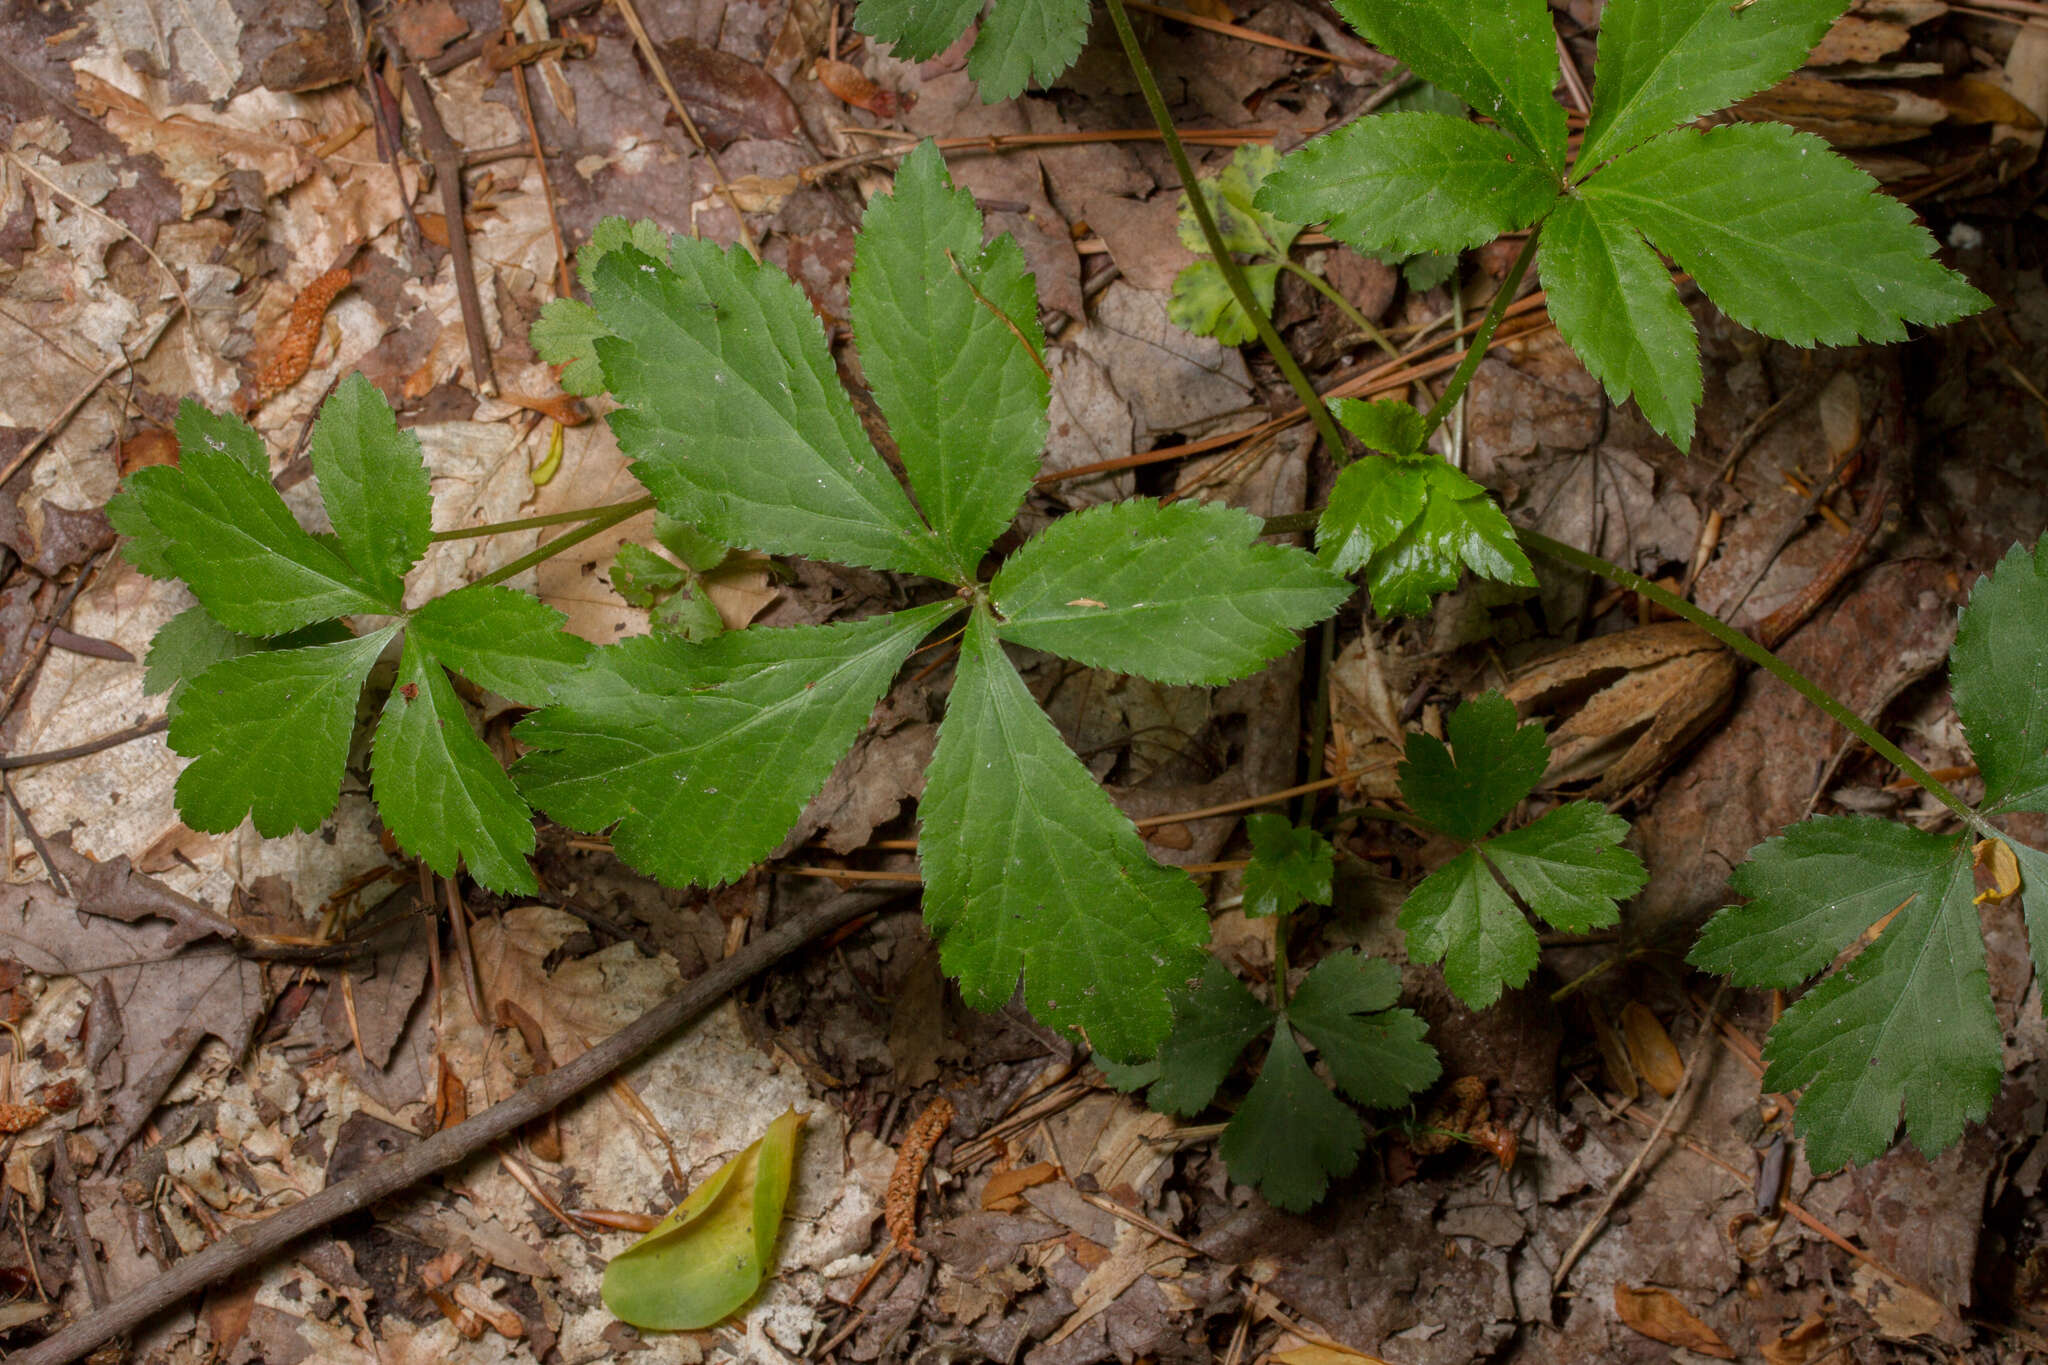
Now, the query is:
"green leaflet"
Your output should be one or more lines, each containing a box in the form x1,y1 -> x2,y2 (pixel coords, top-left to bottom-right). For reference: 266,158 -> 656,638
516,603 -> 960,889
1178,144 -> 1300,259
852,0 -> 982,62
1540,194 -> 1702,450
1317,451 -> 1533,618
920,610 -> 1210,1062
967,0 -> 1091,103
1241,813 -> 1334,919
307,373 -> 432,602
1482,802 -> 1646,933
373,634 -> 539,895
849,142 -> 1046,573
532,298 -> 608,397
142,607 -> 350,700
1398,692 -> 1546,842
1576,0 -> 1846,173
1217,1027 -> 1365,1212
1398,847 -> 1534,1009
1585,124 -> 1990,348
409,586 -> 592,707
169,627 -> 399,837
1133,958 -> 1273,1116
991,500 -> 1349,686
1168,259 -> 1281,347
1330,0 -> 1568,173
588,241 -> 952,579
1336,397 -> 1429,458
1288,951 -> 1441,1109
1950,539 -> 2048,813
1256,112 -> 1559,259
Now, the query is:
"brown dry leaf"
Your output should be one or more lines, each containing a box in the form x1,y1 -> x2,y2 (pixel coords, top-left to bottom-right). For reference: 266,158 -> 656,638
1620,1003 -> 1685,1097
1924,76 -> 2043,128
1734,72 -> 1947,147
1588,999 -> 1639,1101
981,1161 -> 1060,1212
1812,16 -> 1911,65
1613,1283 -> 1735,1358
1852,1262 -> 1954,1339
387,0 -> 469,60
1763,1313 -> 1837,1365
656,37 -> 802,150
1326,630 -> 1408,803
812,58 -> 913,117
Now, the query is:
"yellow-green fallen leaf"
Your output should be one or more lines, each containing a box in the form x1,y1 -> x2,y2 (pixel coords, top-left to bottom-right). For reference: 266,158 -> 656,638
601,1107 -> 805,1330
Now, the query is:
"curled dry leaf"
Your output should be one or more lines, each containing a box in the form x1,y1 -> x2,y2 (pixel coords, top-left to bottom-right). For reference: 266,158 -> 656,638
813,57 -> 914,117
1620,1002 -> 1685,1098
1613,1283 -> 1735,1358
981,1159 -> 1060,1212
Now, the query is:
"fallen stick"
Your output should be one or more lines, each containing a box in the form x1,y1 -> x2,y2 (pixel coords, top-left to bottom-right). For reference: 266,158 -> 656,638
14,886 -> 900,1365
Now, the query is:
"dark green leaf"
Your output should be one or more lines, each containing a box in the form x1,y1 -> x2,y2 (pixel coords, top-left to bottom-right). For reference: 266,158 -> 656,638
1398,846 -> 1537,1008
1482,801 -> 1646,932
1398,691 -> 1547,841
1218,1027 -> 1365,1212
144,607 -> 352,700
966,0 -> 1091,103
1950,539 -> 2048,813
609,543 -> 689,608
1287,950 -> 1441,1108
409,586 -> 592,708
1241,813 -> 1334,918
532,298 -> 608,397
1318,456 -> 1534,616
853,0 -> 983,62
308,374 -> 432,602
1334,397 -> 1428,456
1143,958 -> 1274,1115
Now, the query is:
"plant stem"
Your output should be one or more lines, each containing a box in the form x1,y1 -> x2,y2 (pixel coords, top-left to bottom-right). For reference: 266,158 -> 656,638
1279,260 -> 1399,359
469,498 -> 652,590
1420,228 -> 1541,438
1103,0 -> 1348,460
1518,528 -> 1979,825
430,496 -> 656,542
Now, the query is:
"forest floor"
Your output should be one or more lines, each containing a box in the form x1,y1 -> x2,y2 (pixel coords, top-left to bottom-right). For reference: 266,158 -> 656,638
0,0 -> 2046,1361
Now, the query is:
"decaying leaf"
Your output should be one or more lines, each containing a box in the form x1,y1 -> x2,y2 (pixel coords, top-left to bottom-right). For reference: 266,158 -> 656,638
1619,1002 -> 1685,1097
601,1107 -> 805,1330
1613,1283 -> 1734,1358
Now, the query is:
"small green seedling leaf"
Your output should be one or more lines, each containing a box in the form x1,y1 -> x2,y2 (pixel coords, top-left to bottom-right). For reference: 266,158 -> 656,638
1336,396 -> 1429,457
1133,957 -> 1274,1116
992,500 -> 1349,686
920,610 -> 1210,1062
655,514 -> 729,574
609,542 -> 689,608
1217,1027 -> 1365,1212
1242,813 -> 1334,919
1287,950 -> 1441,1108
1318,452 -> 1534,617
602,1107 -> 805,1330
532,299 -> 608,396
517,603 -> 959,890
1398,692 -> 1547,842
1398,847 -> 1534,1009
1483,802 -> 1647,933
1950,539 -> 2048,814
1169,259 -> 1282,347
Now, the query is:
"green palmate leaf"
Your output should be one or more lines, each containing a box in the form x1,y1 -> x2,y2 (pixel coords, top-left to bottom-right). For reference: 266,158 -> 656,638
307,374 -> 432,601
1178,145 -> 1300,259
1134,958 -> 1273,1115
602,1108 -> 803,1329
142,607 -> 350,700
967,0 -> 1091,103
1577,0 -> 1846,172
1585,124 -> 1990,348
1540,194 -> 1702,449
609,543 -> 689,608
110,429 -> 397,634
1482,801 -> 1646,933
849,142 -> 1047,572
1398,847 -> 1535,1008
169,627 -> 399,837
373,634 -> 538,894
1218,1027 -> 1365,1212
516,602 -> 958,889
1167,259 -> 1280,346
1950,540 -> 2048,813
1334,397 -> 1428,457
1256,113 -> 1560,259
1747,831 -> 1999,1170
576,217 -> 671,291
654,514 -> 728,574
1317,455 -> 1534,616
1690,817 -> 1961,988
853,0 -> 983,61
1331,0 -> 1568,172
410,586 -> 592,707
1286,951 -> 1441,1108
588,242 -> 950,579
532,298 -> 608,396
991,500 -> 1348,686
920,610 -> 1209,1062
1241,813 -> 1333,918
1398,692 -> 1546,841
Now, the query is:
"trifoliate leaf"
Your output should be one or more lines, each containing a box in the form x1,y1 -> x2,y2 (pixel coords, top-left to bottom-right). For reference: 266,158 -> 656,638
852,0 -> 982,61
1218,1027 -> 1365,1212
1576,0 -> 1846,173
1398,847 -> 1537,1008
372,634 -> 537,894
142,607 -> 350,700
1330,0 -> 1569,173
532,298 -> 608,396
1585,124 -> 1989,348
919,610 -> 1209,1062
1318,455 -> 1534,617
966,0 -> 1090,103
991,500 -> 1348,686
849,142 -> 1047,573
1242,813 -> 1334,919
1690,816 -> 1961,988
409,586 -> 592,707
575,217 -> 671,292
307,374 -> 432,601
168,627 -> 399,836
588,243 -> 951,579
1398,692 -> 1547,841
1482,801 -> 1646,932
1178,145 -> 1301,259
609,543 -> 688,608
602,1108 -> 803,1329
1724,823 -> 1999,1171
516,603 -> 958,889
1950,539 -> 2048,814
1140,958 -> 1274,1116
1168,258 -> 1280,347
109,427 -> 398,634
1333,397 -> 1427,457
1256,112 -> 1560,259
1287,951 -> 1441,1108
1540,193 -> 1702,449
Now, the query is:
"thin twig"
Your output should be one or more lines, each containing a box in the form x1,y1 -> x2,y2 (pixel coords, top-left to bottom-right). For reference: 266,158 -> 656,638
0,551 -> 109,725
401,66 -> 498,397
1,774 -> 66,895
0,309 -> 180,491
11,887 -> 901,1365
0,718 -> 166,771
425,0 -> 603,75
47,1135 -> 107,1313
